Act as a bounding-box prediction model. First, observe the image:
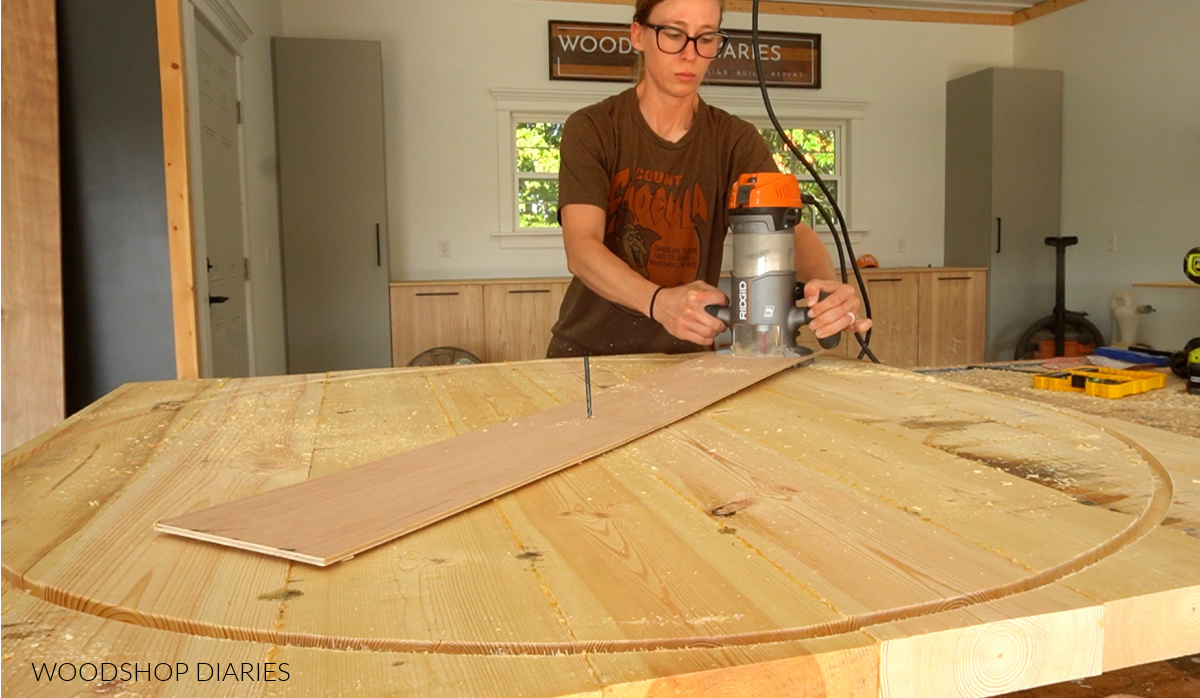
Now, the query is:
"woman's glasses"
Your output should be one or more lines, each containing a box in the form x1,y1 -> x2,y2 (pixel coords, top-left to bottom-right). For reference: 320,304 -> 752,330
641,23 -> 728,59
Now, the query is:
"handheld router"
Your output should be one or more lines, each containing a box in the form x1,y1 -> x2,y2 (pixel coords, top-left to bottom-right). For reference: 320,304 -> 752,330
708,172 -> 841,358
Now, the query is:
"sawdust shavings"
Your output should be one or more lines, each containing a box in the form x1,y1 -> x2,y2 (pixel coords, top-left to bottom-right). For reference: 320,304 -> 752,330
934,368 -> 1200,439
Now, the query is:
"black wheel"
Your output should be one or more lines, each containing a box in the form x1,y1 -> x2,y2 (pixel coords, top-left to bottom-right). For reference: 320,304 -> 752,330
1013,312 -> 1105,361
407,346 -> 483,367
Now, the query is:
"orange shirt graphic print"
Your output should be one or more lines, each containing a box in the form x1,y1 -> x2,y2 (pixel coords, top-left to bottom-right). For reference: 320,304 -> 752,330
607,167 -> 709,287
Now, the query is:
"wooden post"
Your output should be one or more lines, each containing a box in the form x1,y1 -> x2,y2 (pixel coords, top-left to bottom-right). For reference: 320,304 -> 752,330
2,0 -> 65,451
155,0 -> 202,379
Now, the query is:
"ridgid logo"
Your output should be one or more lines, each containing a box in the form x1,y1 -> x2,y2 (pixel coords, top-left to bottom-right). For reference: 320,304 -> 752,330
30,662 -> 290,683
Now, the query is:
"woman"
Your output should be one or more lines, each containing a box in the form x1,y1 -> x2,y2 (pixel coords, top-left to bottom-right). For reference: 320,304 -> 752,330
547,0 -> 870,358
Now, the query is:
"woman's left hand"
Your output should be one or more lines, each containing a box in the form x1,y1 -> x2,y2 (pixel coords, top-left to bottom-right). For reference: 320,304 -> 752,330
801,279 -> 873,338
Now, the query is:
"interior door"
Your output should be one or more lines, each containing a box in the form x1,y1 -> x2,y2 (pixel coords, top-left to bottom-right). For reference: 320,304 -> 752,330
272,38 -> 391,374
196,18 -> 250,377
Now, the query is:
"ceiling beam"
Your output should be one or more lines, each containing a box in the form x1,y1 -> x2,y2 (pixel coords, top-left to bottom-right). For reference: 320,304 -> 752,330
1012,0 -> 1090,25
537,0 -> 1092,27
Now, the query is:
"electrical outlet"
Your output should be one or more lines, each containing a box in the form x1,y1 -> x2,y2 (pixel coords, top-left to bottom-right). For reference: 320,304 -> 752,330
897,237 -> 907,254
1107,233 -> 1117,252
438,240 -> 451,258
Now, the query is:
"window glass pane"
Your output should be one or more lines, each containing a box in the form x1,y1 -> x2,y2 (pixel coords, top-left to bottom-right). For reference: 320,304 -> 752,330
799,180 -> 837,229
759,127 -> 837,177
518,178 -> 559,228
515,122 -> 563,174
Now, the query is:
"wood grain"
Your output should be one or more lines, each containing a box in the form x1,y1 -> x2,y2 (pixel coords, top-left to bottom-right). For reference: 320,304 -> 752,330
389,283 -> 487,365
155,0 -> 201,379
918,270 -> 988,366
155,354 -> 805,565
1011,0 -> 1092,26
545,0 -> 1014,25
862,272 -> 921,367
5,356 -> 1199,696
2,0 -> 64,452
483,281 -> 568,362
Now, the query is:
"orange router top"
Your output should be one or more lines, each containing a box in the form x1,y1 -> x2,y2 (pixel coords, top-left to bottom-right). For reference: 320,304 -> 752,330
729,172 -> 803,209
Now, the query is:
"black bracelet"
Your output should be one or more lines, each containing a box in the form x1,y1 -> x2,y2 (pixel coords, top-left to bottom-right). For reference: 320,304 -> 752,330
648,286 -> 664,321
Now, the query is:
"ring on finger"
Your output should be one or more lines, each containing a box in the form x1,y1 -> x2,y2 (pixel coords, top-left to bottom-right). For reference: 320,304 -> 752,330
846,311 -> 856,326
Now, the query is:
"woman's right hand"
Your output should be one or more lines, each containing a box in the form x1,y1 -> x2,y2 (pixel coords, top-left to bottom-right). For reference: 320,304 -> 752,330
651,281 -> 728,346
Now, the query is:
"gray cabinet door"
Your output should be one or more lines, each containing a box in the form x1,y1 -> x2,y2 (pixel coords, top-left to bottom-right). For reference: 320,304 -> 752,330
945,68 -> 1062,361
273,38 -> 391,374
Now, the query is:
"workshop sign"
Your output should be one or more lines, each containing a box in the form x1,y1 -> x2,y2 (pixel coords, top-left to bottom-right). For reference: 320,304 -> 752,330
549,21 -> 821,88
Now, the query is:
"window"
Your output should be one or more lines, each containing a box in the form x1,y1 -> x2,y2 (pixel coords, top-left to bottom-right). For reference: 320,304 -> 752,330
514,121 -> 564,230
492,88 -> 866,248
759,125 -> 842,231
508,121 -> 845,234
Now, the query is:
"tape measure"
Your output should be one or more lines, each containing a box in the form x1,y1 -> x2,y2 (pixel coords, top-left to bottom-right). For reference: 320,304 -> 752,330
1186,246 -> 1200,284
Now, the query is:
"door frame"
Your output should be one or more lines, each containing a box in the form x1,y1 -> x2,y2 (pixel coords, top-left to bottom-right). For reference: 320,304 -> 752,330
154,0 -> 253,378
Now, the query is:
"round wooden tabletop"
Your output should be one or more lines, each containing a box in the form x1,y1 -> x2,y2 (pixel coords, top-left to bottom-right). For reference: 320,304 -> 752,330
4,357 -> 1199,696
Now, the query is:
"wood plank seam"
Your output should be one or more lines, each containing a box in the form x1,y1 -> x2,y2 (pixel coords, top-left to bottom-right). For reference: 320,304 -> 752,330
490,498 -> 608,686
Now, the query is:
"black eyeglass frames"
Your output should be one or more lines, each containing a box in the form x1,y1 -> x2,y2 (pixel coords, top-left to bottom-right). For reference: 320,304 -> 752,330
640,23 -> 728,59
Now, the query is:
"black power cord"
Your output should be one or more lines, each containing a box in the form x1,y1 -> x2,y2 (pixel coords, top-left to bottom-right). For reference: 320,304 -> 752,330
751,0 -> 878,363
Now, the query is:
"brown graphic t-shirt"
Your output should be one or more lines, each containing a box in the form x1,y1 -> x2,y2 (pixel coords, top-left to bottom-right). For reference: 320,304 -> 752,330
548,88 -> 777,357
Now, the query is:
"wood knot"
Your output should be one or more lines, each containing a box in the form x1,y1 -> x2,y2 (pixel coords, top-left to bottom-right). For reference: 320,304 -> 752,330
710,499 -> 752,517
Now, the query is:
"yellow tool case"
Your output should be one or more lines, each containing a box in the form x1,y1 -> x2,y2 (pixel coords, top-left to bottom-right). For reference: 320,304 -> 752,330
1032,366 -> 1167,398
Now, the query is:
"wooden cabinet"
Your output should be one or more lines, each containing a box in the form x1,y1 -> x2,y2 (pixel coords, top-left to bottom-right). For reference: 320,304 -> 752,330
390,279 -> 567,365
483,281 -> 568,362
860,271 -> 921,368
389,284 -> 485,366
918,270 -> 988,368
394,270 -> 985,368
797,268 -> 987,368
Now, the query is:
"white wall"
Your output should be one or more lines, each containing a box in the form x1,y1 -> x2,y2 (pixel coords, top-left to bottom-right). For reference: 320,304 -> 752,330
232,0 -> 287,375
1015,0 -> 1200,351
281,0 -> 1012,279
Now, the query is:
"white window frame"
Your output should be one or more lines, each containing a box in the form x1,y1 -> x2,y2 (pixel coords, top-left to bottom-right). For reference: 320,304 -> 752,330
492,88 -> 621,249
755,119 -> 847,231
490,87 -> 868,250
511,118 -> 567,234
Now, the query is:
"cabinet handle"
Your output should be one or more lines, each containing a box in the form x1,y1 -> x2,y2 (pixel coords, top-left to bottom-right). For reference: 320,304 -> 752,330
509,289 -> 550,295
869,278 -> 903,283
375,224 -> 382,267
938,276 -> 971,281
995,217 -> 1002,254
416,292 -> 460,297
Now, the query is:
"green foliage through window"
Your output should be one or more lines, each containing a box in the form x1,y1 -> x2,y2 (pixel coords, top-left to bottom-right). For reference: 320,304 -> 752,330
759,127 -> 840,230
511,122 -> 842,231
518,179 -> 559,229
516,122 -> 563,228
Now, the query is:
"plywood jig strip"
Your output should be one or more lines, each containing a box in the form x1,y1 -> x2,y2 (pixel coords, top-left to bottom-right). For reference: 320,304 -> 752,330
155,354 -> 805,565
